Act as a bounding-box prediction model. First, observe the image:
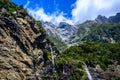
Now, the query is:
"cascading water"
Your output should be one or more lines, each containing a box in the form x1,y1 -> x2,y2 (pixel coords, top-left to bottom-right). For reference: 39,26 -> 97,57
83,62 -> 93,80
49,44 -> 56,72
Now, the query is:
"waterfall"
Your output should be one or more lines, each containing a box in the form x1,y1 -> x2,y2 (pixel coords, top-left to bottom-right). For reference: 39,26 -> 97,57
83,62 -> 92,80
49,45 -> 54,65
49,44 -> 56,72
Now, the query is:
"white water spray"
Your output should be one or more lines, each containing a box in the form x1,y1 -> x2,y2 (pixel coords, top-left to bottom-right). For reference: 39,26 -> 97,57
83,62 -> 92,80
49,44 -> 56,72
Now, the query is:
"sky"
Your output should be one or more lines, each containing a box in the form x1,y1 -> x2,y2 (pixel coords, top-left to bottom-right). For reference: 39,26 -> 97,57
12,0 -> 120,25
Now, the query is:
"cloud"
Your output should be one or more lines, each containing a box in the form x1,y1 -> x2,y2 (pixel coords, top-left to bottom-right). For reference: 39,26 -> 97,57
27,0 -> 120,25
24,0 -> 30,8
28,8 -> 52,21
28,8 -> 73,25
72,0 -> 120,24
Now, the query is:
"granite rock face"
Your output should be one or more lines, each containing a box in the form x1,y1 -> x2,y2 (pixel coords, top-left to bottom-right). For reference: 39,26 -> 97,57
0,0 -> 59,79
0,16 -> 50,80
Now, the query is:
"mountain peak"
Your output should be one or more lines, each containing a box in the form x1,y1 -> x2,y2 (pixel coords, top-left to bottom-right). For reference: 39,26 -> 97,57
58,22 -> 72,28
109,12 -> 120,23
116,13 -> 120,16
95,13 -> 120,23
95,15 -> 108,23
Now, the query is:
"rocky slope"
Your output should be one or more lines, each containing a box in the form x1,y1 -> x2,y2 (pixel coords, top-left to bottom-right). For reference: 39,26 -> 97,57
42,22 -> 68,51
0,0 -> 58,79
70,13 -> 120,45
42,13 -> 120,50
42,22 -> 78,41
55,42 -> 120,80
95,13 -> 120,23
0,0 -> 120,80
42,21 -> 78,51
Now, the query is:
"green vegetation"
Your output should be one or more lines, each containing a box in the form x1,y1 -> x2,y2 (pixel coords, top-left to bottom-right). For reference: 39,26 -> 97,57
82,23 -> 120,42
62,42 -> 120,68
0,0 -> 47,35
0,0 -> 28,20
46,37 -> 55,46
37,21 -> 46,34
77,21 -> 120,43
55,42 -> 120,79
1,0 -> 120,79
0,0 -> 18,11
43,49 -> 52,60
47,36 -> 67,51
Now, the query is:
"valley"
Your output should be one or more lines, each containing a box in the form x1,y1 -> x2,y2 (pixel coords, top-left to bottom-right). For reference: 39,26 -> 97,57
42,13 -> 120,51
0,0 -> 120,80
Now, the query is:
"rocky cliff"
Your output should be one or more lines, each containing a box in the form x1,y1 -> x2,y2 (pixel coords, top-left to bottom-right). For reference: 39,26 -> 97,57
0,1 -> 58,79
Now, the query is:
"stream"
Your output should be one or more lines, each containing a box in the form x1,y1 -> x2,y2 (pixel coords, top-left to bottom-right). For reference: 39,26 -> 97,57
49,44 -> 56,72
49,45 -> 93,79
83,62 -> 93,80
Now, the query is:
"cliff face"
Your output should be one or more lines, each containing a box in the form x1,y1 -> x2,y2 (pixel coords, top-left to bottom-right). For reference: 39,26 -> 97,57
0,14 -> 51,79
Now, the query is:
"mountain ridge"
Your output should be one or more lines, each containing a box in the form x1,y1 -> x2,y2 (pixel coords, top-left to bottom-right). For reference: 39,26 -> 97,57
42,12 -> 120,50
95,13 -> 120,23
0,0 -> 120,80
